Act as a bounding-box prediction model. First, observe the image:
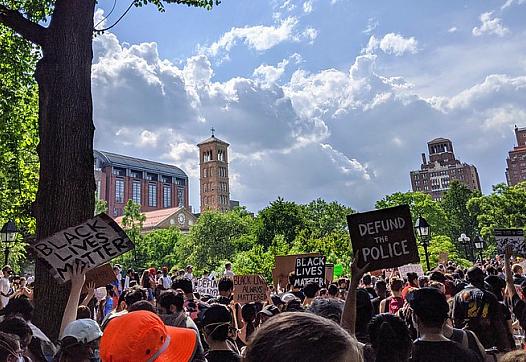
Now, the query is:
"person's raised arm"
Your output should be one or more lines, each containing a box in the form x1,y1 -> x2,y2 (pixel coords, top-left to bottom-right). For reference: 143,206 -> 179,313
504,244 -> 516,298
59,260 -> 86,338
80,281 -> 96,307
341,257 -> 368,336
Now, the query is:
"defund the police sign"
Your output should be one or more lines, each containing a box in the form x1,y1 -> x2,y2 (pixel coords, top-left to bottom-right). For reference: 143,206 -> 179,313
32,213 -> 134,283
347,205 -> 419,271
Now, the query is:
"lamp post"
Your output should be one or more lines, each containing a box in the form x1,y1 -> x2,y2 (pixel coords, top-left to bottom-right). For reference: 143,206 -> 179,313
414,216 -> 431,271
458,233 -> 471,262
474,236 -> 485,262
0,220 -> 18,266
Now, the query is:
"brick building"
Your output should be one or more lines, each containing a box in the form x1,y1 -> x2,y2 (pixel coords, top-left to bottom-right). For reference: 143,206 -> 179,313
410,138 -> 481,200
198,132 -> 231,212
94,150 -> 189,217
506,126 -> 526,186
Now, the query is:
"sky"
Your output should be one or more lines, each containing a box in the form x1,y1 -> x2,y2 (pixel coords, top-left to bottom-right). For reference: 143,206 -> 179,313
92,0 -> 526,213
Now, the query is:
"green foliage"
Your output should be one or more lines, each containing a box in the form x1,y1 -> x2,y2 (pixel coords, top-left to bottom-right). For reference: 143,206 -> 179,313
257,197 -> 305,248
115,200 -> 146,269
441,180 -> 480,244
95,199 -> 108,215
138,227 -> 183,269
419,235 -> 471,270
301,198 -> 354,239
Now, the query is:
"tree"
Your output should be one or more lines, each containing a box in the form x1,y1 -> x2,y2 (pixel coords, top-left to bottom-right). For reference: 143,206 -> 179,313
441,180 -> 480,253
257,197 -> 305,248
418,235 -> 470,270
301,198 -> 354,239
94,199 -> 107,215
0,0 -> 219,338
375,191 -> 449,237
118,200 -> 145,270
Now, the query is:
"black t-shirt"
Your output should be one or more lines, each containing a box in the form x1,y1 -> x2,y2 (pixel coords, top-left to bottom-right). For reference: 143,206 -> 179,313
365,286 -> 377,299
291,290 -> 305,302
205,349 -> 241,362
411,340 -> 478,362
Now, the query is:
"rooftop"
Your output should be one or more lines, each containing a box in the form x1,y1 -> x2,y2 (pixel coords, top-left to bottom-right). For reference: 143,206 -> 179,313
197,135 -> 229,147
427,137 -> 451,144
94,150 -> 187,179
115,207 -> 184,229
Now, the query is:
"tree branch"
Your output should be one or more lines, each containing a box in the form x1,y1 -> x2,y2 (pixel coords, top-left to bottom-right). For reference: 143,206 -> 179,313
0,5 -> 46,46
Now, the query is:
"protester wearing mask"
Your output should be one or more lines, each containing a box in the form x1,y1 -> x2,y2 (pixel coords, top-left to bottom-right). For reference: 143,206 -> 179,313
54,319 -> 102,362
202,304 -> 240,362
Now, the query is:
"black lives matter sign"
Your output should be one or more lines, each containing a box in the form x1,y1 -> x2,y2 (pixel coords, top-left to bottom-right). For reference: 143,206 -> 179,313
347,205 -> 419,271
32,213 -> 134,283
495,229 -> 525,256
294,256 -> 326,288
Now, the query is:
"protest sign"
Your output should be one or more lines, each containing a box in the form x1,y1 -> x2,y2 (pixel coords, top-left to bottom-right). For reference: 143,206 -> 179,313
82,263 -> 117,294
398,263 -> 424,278
272,253 -> 320,288
31,213 -> 134,283
196,278 -> 219,297
347,205 -> 419,271
495,229 -> 525,256
294,255 -> 326,288
233,275 -> 268,304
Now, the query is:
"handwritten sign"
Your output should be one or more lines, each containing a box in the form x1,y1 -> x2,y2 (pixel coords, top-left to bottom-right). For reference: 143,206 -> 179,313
31,213 -> 134,283
233,275 -> 268,304
272,253 -> 321,288
495,229 -> 525,256
196,278 -> 219,297
294,256 -> 326,288
347,205 -> 419,271
398,263 -> 424,278
82,263 -> 117,294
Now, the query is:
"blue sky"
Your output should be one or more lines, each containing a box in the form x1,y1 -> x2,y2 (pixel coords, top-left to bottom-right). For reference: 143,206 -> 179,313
92,0 -> 526,212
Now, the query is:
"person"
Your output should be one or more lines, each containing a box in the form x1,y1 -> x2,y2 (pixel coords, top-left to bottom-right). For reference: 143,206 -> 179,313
452,266 -> 511,352
256,305 -> 280,326
485,274 -> 515,348
512,263 -> 526,285
0,267 -> 12,310
140,270 -> 154,302
501,350 -> 526,362
158,289 -> 201,339
379,277 -> 404,315
238,303 -> 257,346
202,304 -> 240,362
54,319 -> 102,362
302,282 -> 319,306
362,274 -> 377,299
0,331 -> 23,362
111,265 -> 122,297
0,317 -> 33,361
327,284 -> 338,298
100,287 -> 148,329
367,313 -> 412,362
10,277 -> 32,301
102,284 -> 115,319
408,288 -> 479,362
207,277 -> 233,305
172,277 -> 207,326
100,310 -> 202,362
308,297 -> 344,324
158,267 -> 172,291
244,312 -> 363,362
123,269 -> 133,290
286,272 -> 305,302
184,265 -> 194,280
401,272 -> 419,300
371,280 -> 387,315
224,263 -> 234,278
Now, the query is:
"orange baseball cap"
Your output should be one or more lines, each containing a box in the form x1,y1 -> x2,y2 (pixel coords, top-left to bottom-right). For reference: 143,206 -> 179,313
100,310 -> 197,362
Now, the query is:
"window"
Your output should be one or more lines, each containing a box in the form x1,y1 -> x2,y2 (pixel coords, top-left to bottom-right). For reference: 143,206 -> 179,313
148,183 -> 157,207
177,187 -> 184,207
163,185 -> 171,208
132,181 -> 141,205
146,173 -> 158,181
130,170 -> 142,179
96,180 -> 101,199
175,178 -> 185,186
203,150 -> 212,162
204,168 -> 208,178
113,167 -> 126,177
218,150 -> 224,161
115,179 -> 124,203
161,175 -> 172,183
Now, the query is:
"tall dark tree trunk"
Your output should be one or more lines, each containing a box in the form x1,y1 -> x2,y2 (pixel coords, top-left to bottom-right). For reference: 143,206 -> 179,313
31,0 -> 96,340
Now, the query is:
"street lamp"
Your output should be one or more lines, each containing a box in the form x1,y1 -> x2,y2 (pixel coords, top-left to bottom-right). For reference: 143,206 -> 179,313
0,220 -> 18,266
458,233 -> 471,262
474,236 -> 485,262
414,216 -> 431,271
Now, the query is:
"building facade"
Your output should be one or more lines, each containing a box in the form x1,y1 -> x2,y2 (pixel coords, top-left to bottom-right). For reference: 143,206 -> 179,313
506,126 -> 526,186
410,138 -> 481,200
198,133 -> 231,212
94,150 -> 189,217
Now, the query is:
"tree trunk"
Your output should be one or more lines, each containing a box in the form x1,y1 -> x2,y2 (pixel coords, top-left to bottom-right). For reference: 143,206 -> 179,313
32,0 -> 95,341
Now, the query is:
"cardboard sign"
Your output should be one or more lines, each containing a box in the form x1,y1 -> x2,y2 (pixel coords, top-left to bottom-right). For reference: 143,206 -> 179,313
398,263 -> 425,278
495,229 -> 525,255
294,256 -> 326,288
233,275 -> 268,304
82,263 -> 117,294
347,205 -> 419,271
195,278 -> 219,297
31,213 -> 134,283
272,253 -> 321,288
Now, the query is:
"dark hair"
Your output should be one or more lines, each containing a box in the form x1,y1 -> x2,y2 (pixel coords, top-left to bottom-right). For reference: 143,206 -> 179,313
2,297 -> 34,321
375,280 -> 387,294
0,331 -> 19,361
124,287 -> 147,307
244,312 -> 362,362
287,272 -> 297,287
466,267 -> 485,284
409,288 -> 449,329
328,284 -> 338,297
171,278 -> 193,294
128,300 -> 156,313
242,303 -> 257,340
368,314 -> 412,362
202,304 -> 232,341
307,297 -> 344,323
159,290 -> 184,313
0,317 -> 32,348
406,272 -> 418,285
389,278 -> 404,292
303,282 -> 320,299
486,266 -> 497,276
362,274 -> 372,286
217,277 -> 234,293
356,289 -> 373,342
76,305 -> 91,319
105,284 -> 115,298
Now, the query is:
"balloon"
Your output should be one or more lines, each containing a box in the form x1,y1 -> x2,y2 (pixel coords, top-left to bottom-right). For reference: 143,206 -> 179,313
334,263 -> 344,277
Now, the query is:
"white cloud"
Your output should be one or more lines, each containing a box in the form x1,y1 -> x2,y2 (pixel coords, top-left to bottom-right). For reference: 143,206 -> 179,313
501,0 -> 526,10
303,0 -> 313,13
363,33 -> 418,56
253,53 -> 302,86
362,17 -> 378,35
302,27 -> 318,43
448,26 -> 458,33
472,12 -> 510,37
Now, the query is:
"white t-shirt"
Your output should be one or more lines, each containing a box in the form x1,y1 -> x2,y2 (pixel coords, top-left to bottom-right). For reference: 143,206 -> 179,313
159,275 -> 172,289
224,270 -> 234,278
0,277 -> 10,309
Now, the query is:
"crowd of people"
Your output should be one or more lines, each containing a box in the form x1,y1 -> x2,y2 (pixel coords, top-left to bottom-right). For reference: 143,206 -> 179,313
1,250 -> 526,361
